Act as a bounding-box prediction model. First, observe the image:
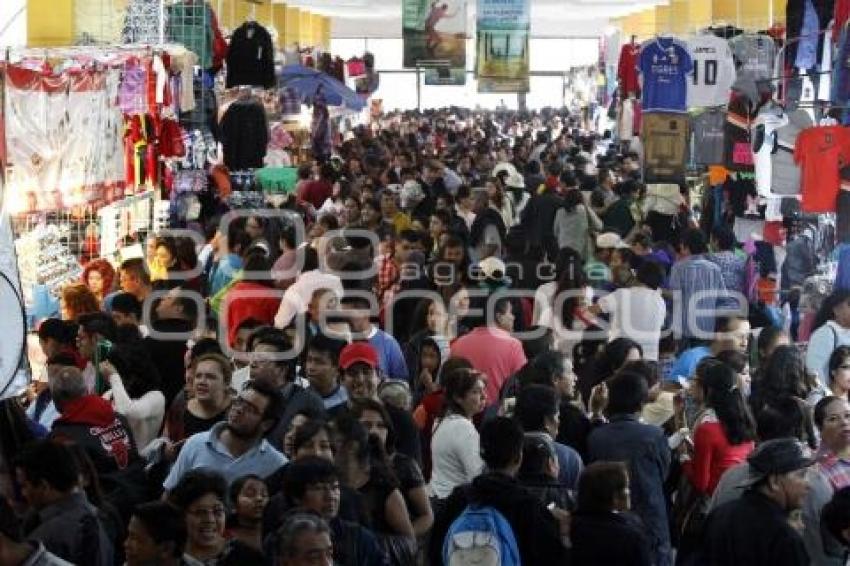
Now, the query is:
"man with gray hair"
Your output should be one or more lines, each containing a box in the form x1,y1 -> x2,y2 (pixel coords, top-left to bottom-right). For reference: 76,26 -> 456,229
48,365 -> 147,515
275,512 -> 334,566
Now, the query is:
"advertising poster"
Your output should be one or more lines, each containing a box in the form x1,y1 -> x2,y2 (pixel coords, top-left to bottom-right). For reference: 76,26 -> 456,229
475,0 -> 530,93
424,67 -> 467,85
403,0 -> 467,68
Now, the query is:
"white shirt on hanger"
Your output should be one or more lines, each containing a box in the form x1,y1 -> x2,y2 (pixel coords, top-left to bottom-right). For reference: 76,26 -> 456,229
686,34 -> 737,108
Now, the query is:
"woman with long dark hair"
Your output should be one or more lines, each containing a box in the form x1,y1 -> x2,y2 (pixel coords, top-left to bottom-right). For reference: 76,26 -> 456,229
682,361 -> 756,495
826,346 -> 850,402
99,338 -> 165,450
807,289 -> 850,388
534,247 -> 595,355
332,413 -> 415,564
350,398 -> 434,538
427,367 -> 486,501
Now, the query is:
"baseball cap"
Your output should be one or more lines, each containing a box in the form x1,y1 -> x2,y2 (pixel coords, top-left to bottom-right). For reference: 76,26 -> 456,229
738,438 -> 815,487
505,172 -> 525,189
476,256 -> 510,283
596,232 -> 629,249
339,342 -> 378,370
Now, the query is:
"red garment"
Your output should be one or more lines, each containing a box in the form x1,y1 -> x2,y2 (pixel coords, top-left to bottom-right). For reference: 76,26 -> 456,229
297,179 -> 333,209
450,326 -> 527,406
210,7 -> 228,71
836,0 -> 850,42
794,125 -> 850,213
55,394 -> 118,427
617,43 -> 641,97
224,281 -> 282,346
682,419 -> 754,495
413,389 -> 445,481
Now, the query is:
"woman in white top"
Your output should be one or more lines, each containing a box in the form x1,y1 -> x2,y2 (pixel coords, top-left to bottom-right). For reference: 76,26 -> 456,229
428,368 -> 487,500
99,339 -> 165,451
589,260 -> 667,361
806,290 -> 850,388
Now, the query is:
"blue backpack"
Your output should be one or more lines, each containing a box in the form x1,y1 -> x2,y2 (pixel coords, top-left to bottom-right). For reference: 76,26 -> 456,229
442,504 -> 521,566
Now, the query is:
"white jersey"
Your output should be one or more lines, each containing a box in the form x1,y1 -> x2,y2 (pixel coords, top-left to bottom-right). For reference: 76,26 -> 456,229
687,34 -> 737,108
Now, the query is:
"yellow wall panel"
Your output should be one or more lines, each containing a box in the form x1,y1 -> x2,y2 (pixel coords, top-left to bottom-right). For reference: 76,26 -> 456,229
635,8 -> 657,40
299,10 -> 311,44
310,14 -> 322,48
654,5 -> 671,35
271,4 -> 287,37
285,6 -> 300,46
28,0 -> 75,46
771,0 -> 785,24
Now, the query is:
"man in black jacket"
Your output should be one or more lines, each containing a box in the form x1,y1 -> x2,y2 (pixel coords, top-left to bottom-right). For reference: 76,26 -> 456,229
697,438 -> 813,565
15,440 -> 114,566
428,417 -> 569,565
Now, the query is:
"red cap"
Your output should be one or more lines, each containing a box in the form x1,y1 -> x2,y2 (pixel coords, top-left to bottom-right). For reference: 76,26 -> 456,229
339,342 -> 378,370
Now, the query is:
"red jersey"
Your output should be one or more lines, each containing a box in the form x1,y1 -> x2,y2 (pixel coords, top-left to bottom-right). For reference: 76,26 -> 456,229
794,125 -> 850,213
617,43 -> 641,97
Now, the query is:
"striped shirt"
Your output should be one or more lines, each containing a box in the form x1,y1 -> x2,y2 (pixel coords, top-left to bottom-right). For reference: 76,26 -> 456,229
668,255 -> 730,339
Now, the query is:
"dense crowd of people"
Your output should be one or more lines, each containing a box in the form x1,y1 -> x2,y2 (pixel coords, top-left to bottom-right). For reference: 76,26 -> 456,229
3,107 -> 850,565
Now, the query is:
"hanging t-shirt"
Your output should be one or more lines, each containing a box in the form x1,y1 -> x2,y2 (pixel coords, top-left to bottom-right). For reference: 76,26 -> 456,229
772,109 -> 814,195
687,34 -> 737,108
638,36 -> 693,113
730,34 -> 777,103
724,93 -> 759,171
835,24 -> 850,110
642,112 -> 689,183
692,108 -> 727,165
752,106 -> 789,197
795,0 -> 821,70
837,0 -> 850,41
794,125 -> 850,212
618,43 -> 641,97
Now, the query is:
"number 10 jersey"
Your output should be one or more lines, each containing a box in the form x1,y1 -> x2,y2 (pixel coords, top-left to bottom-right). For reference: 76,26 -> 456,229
686,34 -> 737,108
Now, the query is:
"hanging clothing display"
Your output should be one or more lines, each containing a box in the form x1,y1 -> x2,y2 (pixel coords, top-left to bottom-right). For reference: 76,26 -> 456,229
123,0 -> 163,44
167,1 -> 217,69
834,23 -> 850,122
837,0 -> 850,41
794,125 -> 850,212
617,42 -> 641,97
771,109 -> 813,195
220,96 -> 268,170
724,93 -> 759,171
225,21 -> 275,88
786,0 -> 835,68
691,107 -> 727,166
751,105 -> 790,197
4,66 -> 125,213
641,112 -> 689,183
686,34 -> 737,108
638,36 -> 693,112
729,33 -> 777,103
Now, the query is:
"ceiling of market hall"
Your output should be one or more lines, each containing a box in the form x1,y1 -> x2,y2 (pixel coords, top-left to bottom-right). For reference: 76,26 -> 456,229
280,0 -> 667,37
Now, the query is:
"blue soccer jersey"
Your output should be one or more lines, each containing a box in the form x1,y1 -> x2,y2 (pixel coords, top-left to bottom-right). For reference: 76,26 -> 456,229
639,36 -> 693,112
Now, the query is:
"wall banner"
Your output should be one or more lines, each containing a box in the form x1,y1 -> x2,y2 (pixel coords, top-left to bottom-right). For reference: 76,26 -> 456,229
403,0 -> 467,68
424,67 -> 467,85
475,0 -> 530,93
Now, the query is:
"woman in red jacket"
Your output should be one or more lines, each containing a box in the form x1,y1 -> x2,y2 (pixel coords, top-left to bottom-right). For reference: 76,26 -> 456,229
682,359 -> 757,495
